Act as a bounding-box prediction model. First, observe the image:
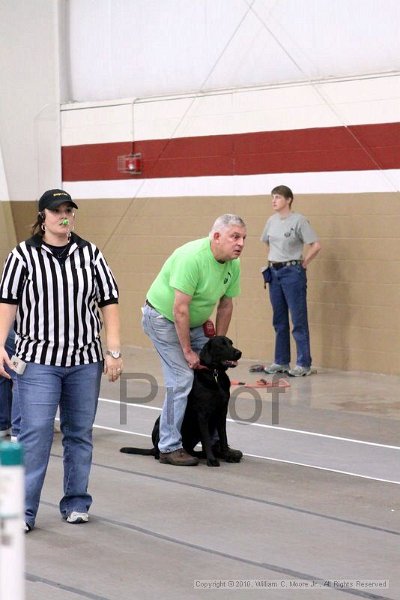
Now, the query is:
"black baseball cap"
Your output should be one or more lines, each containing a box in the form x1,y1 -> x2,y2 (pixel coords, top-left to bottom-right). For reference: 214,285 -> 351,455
38,189 -> 78,212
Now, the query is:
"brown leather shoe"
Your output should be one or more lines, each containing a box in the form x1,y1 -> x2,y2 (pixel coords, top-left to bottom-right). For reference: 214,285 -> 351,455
159,448 -> 199,466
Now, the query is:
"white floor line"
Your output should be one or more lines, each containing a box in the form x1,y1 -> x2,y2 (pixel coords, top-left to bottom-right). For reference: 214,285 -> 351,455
245,453 -> 400,485
98,397 -> 400,450
229,420 -> 400,450
91,423 -> 400,485
99,397 -> 161,411
94,423 -> 151,438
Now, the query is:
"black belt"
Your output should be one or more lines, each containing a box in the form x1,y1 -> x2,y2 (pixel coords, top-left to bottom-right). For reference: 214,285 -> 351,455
269,260 -> 302,269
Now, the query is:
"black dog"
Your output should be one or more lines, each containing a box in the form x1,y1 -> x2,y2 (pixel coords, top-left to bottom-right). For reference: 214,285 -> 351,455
120,336 -> 243,466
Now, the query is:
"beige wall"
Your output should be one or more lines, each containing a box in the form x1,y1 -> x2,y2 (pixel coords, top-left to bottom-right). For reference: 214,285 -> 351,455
5,193 -> 400,375
0,203 -> 17,263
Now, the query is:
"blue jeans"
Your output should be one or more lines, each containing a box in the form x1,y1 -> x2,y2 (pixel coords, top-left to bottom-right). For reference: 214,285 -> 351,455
142,304 -> 208,453
15,361 -> 103,528
0,331 -> 16,432
268,265 -> 311,368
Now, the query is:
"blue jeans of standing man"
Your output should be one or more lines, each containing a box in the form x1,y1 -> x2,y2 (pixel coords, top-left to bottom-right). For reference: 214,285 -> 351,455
142,304 -> 208,454
0,331 -> 16,433
268,264 -> 311,368
15,361 -> 103,528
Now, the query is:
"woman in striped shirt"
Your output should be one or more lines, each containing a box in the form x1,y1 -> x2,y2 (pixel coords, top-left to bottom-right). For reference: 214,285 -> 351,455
0,189 -> 122,532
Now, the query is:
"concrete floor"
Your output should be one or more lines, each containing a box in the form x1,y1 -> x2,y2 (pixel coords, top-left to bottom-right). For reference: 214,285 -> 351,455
18,346 -> 400,599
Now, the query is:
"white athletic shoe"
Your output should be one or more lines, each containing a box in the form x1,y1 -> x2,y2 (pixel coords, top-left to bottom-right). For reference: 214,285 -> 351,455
66,511 -> 89,524
288,365 -> 312,377
264,362 -> 289,374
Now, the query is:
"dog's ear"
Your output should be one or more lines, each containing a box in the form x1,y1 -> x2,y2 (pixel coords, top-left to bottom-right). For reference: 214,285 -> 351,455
199,340 -> 214,366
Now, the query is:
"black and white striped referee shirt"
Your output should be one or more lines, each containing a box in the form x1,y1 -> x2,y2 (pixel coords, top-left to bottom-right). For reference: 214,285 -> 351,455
0,233 -> 119,366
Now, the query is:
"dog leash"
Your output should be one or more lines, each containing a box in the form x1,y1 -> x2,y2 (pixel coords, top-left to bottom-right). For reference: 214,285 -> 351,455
230,378 -> 291,388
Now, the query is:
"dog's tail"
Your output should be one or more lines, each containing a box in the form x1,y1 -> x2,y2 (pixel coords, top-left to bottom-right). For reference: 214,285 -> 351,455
120,447 -> 156,456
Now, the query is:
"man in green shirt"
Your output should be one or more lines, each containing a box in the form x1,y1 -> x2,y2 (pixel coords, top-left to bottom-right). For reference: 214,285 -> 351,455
143,214 -> 246,466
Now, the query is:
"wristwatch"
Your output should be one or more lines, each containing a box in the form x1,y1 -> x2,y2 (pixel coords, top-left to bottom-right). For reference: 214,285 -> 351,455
106,350 -> 122,359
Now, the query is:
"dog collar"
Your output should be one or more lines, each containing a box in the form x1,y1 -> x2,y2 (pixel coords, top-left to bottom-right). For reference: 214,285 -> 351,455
196,364 -> 220,380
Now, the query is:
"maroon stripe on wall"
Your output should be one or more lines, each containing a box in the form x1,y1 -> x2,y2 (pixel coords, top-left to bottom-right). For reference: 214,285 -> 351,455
62,122 -> 400,181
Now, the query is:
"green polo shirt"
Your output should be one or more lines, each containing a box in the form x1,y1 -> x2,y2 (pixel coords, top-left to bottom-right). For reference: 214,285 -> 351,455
147,237 -> 241,327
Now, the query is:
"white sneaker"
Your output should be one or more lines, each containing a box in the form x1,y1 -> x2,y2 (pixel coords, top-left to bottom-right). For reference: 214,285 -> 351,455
264,363 -> 289,374
66,511 -> 89,524
24,522 -> 32,533
288,365 -> 312,377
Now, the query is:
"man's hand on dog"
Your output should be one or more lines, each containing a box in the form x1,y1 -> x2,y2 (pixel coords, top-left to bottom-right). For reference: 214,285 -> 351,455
184,349 -> 200,369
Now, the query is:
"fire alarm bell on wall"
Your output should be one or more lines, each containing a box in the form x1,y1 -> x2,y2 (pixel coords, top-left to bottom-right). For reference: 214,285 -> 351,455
117,153 -> 142,175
